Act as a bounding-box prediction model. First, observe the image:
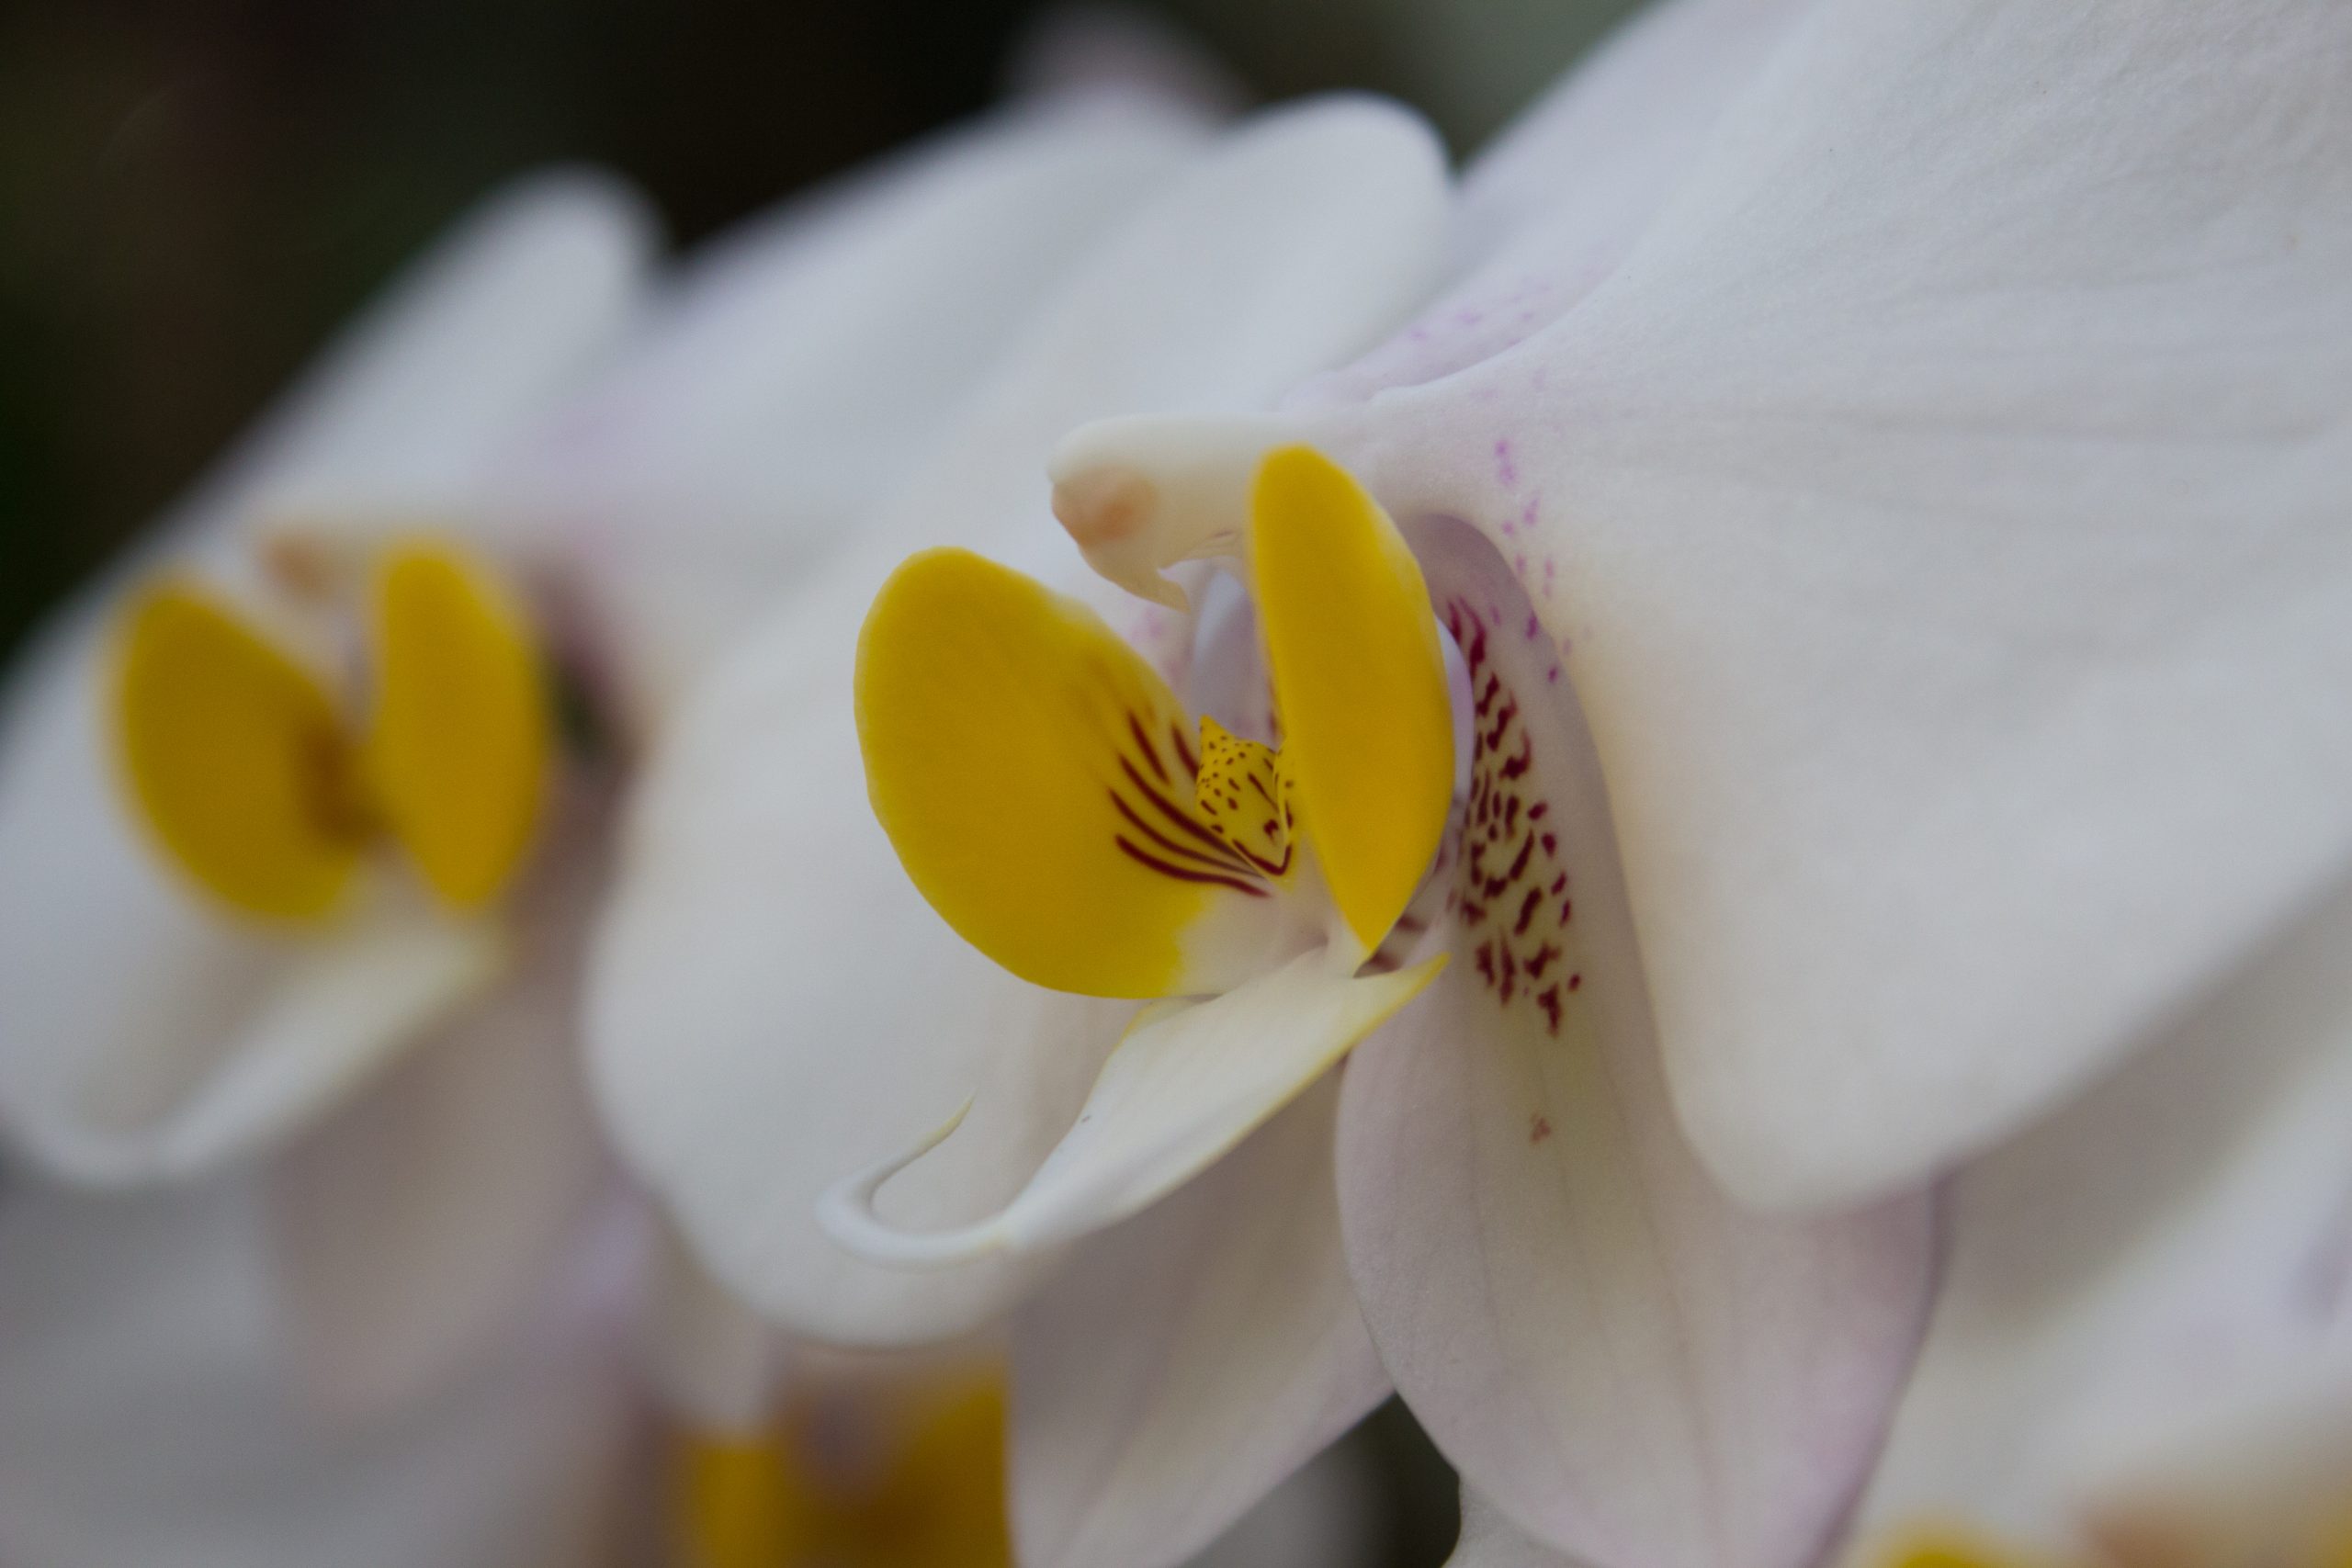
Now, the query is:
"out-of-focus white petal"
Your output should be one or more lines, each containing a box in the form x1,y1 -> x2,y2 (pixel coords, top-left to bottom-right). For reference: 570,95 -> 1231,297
496,99 -> 1211,724
1446,1490 -> 1582,1568
0,175 -> 653,1179
1853,872 -> 2352,1551
642,1219 -> 784,1433
1307,0 -> 1815,404
1323,0 -> 2352,1208
2075,1346 -> 2352,1568
12,895 -> 500,1185
589,96 -> 1451,1346
1179,1433 -> 1383,1568
821,953 -> 1439,1266
265,825 -> 610,1418
1337,521 -> 1935,1568
0,1176 -> 639,1568
1011,1077 -> 1390,1568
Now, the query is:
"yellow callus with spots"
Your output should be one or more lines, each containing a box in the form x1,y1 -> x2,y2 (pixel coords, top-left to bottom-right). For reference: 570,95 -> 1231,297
855,443 -> 1451,1000
111,537 -> 550,923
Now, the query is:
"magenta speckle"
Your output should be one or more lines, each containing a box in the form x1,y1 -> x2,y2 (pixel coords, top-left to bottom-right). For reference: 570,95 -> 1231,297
1493,437 -> 1519,491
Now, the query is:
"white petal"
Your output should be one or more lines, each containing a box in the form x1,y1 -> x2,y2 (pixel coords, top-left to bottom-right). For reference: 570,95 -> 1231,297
1338,522 -> 1935,1568
264,839 -> 607,1418
1446,1490 -> 1582,1568
823,950 -> 1441,1265
1320,0 -> 2352,1207
495,98 -> 1210,722
0,1175 -> 639,1568
1853,871 -> 2352,1549
0,175 -> 652,1179
639,1217 -> 785,1433
1305,0 -> 1815,405
1011,1077 -> 1390,1568
588,95 -> 1452,1345
2074,1346 -> 2352,1568
1178,1435 -> 1385,1568
10,897 -> 501,1185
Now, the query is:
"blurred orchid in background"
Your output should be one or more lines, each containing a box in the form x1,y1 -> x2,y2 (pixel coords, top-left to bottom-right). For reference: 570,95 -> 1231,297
0,56 -> 1225,1564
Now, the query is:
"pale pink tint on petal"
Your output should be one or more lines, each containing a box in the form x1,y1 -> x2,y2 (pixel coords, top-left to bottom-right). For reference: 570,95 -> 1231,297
1299,0 -> 1815,406
1337,520 -> 1935,1568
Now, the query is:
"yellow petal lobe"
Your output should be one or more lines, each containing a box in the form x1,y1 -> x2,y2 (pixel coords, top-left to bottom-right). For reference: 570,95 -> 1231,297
111,581 -> 365,921
1250,445 -> 1452,953
865,549 -> 1232,991
858,547 -> 1250,999
365,539 -> 549,911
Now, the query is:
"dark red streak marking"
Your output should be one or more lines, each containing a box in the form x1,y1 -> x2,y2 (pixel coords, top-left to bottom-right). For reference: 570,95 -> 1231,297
1126,715 -> 1170,785
1109,791 -> 1250,874
1512,887 -> 1544,936
1115,837 -> 1269,897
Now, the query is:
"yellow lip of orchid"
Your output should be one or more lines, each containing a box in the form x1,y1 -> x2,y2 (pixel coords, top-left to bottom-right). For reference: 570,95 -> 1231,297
855,444 -> 1452,1002
829,443 -> 1453,1266
109,536 -> 552,925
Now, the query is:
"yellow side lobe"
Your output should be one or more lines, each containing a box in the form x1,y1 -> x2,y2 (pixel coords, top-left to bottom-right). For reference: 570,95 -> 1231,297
111,582 -> 365,921
858,548 -> 1243,999
1250,446 -> 1453,954
677,1376 -> 1011,1568
365,540 -> 549,911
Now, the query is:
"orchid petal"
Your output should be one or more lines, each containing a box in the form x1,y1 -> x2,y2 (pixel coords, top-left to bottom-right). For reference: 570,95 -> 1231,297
0,175 -> 651,1179
642,1222 -> 785,1434
1309,0 -> 1815,405
492,98 -> 1208,722
0,1176 -> 635,1568
14,901 -> 500,1184
1446,1490 -> 1582,1568
1337,521 -> 1935,1568
264,832 -> 607,1418
588,95 -> 1452,1346
1250,446 -> 1453,957
1010,1077 -> 1390,1568
823,949 -> 1442,1265
856,547 -> 1311,1000
2075,1346 -> 2352,1568
1182,1437 -> 1384,1568
1319,0 -> 2352,1208
1853,870 -> 2352,1551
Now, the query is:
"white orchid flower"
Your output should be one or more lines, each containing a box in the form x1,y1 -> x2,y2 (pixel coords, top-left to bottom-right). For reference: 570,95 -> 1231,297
0,172 -> 654,1426
671,2 -> 2340,1567
589,94 -> 1452,1568
824,0 -> 2352,1562
0,170 -> 651,1188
